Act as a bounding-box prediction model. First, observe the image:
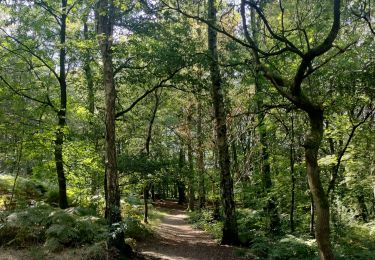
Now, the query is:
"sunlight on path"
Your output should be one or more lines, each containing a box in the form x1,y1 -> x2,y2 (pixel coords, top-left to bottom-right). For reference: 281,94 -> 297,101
138,203 -> 242,260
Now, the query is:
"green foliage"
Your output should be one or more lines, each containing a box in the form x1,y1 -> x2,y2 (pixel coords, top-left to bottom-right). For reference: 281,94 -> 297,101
44,209 -> 107,252
333,222 -> 375,259
188,210 -> 223,240
122,216 -> 150,240
0,175 -> 48,209
0,203 -> 53,246
237,208 -> 264,245
0,204 -> 107,252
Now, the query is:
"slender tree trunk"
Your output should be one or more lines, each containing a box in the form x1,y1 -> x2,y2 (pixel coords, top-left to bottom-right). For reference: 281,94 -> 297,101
97,1 -> 132,257
177,147 -> 187,205
83,19 -> 98,196
9,139 -> 23,207
305,111 -> 333,260
197,98 -> 206,209
310,193 -> 315,237
290,113 -> 296,233
208,0 -> 238,245
55,0 -> 68,209
143,184 -> 149,223
187,137 -> 195,211
143,92 -> 159,223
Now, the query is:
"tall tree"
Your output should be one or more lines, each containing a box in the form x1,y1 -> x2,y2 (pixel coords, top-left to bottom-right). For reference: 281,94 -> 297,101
54,0 -> 68,209
208,0 -> 238,245
96,0 -> 133,257
239,0 -> 342,258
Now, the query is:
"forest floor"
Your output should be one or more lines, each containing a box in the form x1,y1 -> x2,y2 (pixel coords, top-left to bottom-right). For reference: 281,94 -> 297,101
138,200 -> 244,260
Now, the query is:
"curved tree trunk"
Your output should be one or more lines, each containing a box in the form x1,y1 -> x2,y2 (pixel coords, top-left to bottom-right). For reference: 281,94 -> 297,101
305,111 -> 333,260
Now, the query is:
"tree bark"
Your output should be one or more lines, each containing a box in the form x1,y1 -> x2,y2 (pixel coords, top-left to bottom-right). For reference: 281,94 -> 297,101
55,0 -> 68,209
310,193 -> 315,237
305,111 -> 334,260
208,0 -> 238,245
97,0 -> 133,257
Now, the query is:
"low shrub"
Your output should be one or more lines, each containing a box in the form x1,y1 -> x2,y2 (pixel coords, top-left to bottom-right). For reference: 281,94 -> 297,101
0,204 -> 108,251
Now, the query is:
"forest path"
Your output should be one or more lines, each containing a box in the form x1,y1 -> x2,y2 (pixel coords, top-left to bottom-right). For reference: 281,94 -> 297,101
138,200 -> 243,260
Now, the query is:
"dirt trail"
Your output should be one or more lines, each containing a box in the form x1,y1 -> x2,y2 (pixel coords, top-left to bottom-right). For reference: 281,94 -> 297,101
138,200 -> 243,260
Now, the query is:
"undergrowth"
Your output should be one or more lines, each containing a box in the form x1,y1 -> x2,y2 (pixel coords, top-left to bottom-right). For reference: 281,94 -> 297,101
188,208 -> 375,259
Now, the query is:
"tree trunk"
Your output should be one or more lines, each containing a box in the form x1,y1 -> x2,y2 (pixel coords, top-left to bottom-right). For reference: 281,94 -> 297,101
197,97 -> 206,209
143,184 -> 149,223
83,19 -> 98,196
310,194 -> 315,237
97,0 -> 133,257
187,138 -> 195,211
357,193 -> 368,222
151,184 -> 155,201
143,91 -> 159,222
305,111 -> 333,260
177,180 -> 186,204
290,113 -> 296,233
55,0 -> 68,209
208,0 -> 238,245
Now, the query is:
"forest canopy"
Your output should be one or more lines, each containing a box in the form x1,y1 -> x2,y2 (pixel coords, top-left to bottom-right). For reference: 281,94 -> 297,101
0,0 -> 374,259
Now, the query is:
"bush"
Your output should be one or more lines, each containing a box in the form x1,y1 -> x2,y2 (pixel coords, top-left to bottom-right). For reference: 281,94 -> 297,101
237,208 -> 264,245
268,235 -> 317,260
188,209 -> 223,240
44,189 -> 60,207
109,216 -> 150,242
44,208 -> 108,252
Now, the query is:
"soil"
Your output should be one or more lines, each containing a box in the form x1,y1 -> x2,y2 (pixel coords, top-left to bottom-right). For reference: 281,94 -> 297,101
138,200 -> 244,260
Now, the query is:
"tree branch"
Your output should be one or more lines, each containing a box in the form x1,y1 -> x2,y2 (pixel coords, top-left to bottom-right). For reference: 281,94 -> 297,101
0,75 -> 56,110
115,67 -> 182,118
327,107 -> 375,195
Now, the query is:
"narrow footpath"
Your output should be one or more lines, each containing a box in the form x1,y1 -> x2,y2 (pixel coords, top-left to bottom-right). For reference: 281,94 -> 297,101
138,200 -> 243,260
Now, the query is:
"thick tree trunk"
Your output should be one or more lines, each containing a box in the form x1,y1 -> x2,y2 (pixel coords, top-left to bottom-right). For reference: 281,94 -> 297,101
97,0 -> 133,257
310,194 -> 315,237
208,0 -> 238,245
305,111 -> 333,260
55,0 -> 68,209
